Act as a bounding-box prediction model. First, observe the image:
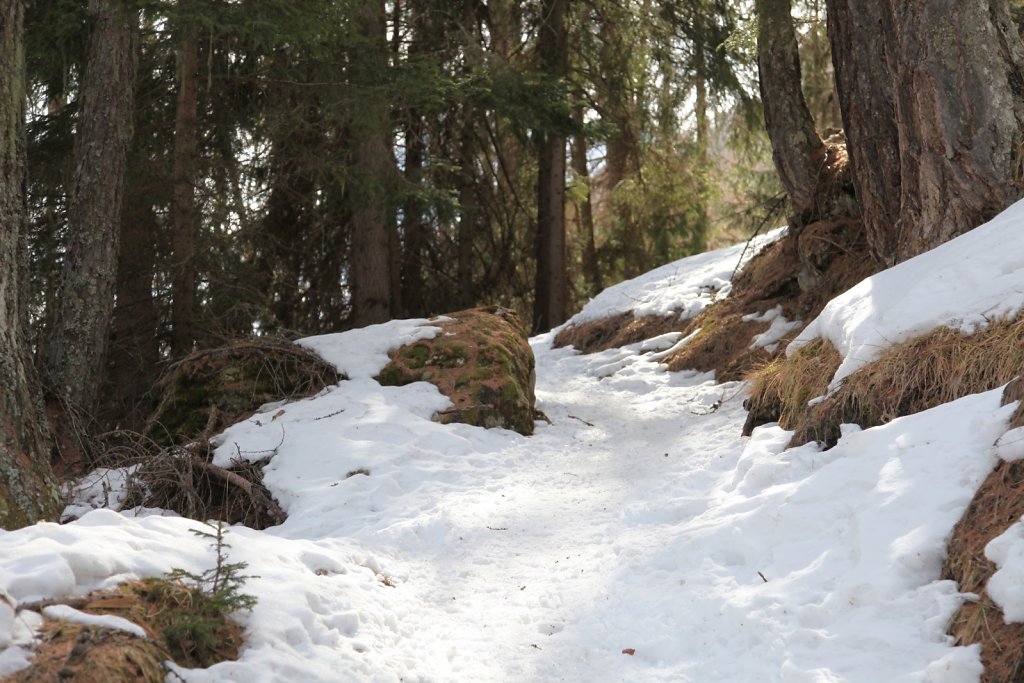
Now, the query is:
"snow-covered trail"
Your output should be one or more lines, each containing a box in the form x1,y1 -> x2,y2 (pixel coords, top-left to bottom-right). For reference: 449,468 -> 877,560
366,338 -> 750,681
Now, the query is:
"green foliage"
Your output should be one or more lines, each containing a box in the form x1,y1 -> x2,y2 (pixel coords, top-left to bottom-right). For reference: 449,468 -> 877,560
140,522 -> 256,667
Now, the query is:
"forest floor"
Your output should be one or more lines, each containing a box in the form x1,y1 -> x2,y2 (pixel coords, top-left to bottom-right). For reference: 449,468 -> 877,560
3,204 -> 1024,682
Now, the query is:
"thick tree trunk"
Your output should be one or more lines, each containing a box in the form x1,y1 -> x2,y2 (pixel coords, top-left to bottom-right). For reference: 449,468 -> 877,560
0,0 -> 62,528
532,0 -> 568,333
827,0 -> 901,265
888,0 -> 1024,261
45,0 -> 136,415
349,0 -> 392,327
756,0 -> 825,217
828,0 -> 1024,263
170,14 -> 199,356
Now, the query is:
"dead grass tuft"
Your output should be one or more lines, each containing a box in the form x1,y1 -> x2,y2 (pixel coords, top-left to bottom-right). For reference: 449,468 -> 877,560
748,314 -> 1024,448
743,338 -> 841,436
942,458 -> 1024,682
4,578 -> 245,682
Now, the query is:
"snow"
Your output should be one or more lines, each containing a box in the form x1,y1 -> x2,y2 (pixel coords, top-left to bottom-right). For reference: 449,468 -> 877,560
570,227 -> 785,324
743,305 -> 802,353
791,198 -> 1024,385
41,604 -> 148,639
1,214 -> 1023,682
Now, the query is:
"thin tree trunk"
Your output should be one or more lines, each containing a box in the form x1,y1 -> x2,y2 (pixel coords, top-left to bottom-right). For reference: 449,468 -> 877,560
755,0 -> 825,218
105,177 -> 160,430
170,12 -> 199,356
401,109 -> 427,317
457,121 -> 476,308
0,0 -> 62,528
532,0 -> 568,333
45,0 -> 137,416
570,104 -> 601,296
349,0 -> 392,327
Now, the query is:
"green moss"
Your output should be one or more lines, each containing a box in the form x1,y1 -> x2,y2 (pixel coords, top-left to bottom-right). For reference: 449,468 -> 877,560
402,344 -> 431,368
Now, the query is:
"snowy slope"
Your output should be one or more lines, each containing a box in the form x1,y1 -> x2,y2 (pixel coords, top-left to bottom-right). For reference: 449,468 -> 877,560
790,198 -> 1024,385
0,220 -> 1021,682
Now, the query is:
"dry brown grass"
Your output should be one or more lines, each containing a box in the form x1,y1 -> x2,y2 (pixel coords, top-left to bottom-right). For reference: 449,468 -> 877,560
3,579 -> 245,682
742,338 -> 841,436
942,457 -> 1024,683
553,312 -> 683,354
745,314 -> 1024,448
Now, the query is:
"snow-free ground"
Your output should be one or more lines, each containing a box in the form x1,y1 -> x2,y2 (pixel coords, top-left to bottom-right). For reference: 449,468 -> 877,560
2,203 -> 1024,682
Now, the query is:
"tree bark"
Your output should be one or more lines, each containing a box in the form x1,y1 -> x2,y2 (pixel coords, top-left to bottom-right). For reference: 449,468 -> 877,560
45,0 -> 137,415
104,173 -> 160,431
0,0 -> 62,528
349,0 -> 392,327
756,0 -> 825,217
888,0 -> 1024,261
170,10 -> 199,356
570,104 -> 601,297
828,0 -> 1024,263
532,0 -> 568,333
827,0 -> 901,264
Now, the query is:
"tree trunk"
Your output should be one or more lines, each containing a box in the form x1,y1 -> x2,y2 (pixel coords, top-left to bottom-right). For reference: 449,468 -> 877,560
532,0 -> 568,333
828,0 -> 1024,263
570,104 -> 601,296
104,175 -> 160,431
349,0 -> 392,327
0,0 -> 62,528
756,0 -> 825,217
45,0 -> 136,416
170,12 -> 199,356
827,0 -> 901,264
888,0 -> 1024,261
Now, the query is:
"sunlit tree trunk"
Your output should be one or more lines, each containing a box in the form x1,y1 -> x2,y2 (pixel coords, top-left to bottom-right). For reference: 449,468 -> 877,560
755,0 -> 825,218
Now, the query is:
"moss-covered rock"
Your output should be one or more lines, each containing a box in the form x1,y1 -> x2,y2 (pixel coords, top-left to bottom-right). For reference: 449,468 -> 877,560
376,307 -> 536,435
145,340 -> 342,446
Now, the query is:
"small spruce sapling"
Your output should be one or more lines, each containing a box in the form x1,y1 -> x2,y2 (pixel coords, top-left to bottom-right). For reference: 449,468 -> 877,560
146,522 -> 258,665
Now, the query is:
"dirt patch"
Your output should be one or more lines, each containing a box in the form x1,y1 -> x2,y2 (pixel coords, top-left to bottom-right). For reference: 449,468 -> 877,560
377,307 -> 536,435
145,339 -> 341,447
4,579 -> 245,682
942,457 -> 1024,682
553,313 -> 683,354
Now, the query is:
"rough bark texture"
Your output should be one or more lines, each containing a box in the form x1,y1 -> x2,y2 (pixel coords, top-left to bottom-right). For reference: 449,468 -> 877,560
888,0 -> 1024,261
170,13 -> 199,356
827,0 -> 901,265
45,0 -> 137,415
756,0 -> 826,217
828,0 -> 1024,263
532,0 -> 568,334
0,0 -> 62,528
349,0 -> 392,327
